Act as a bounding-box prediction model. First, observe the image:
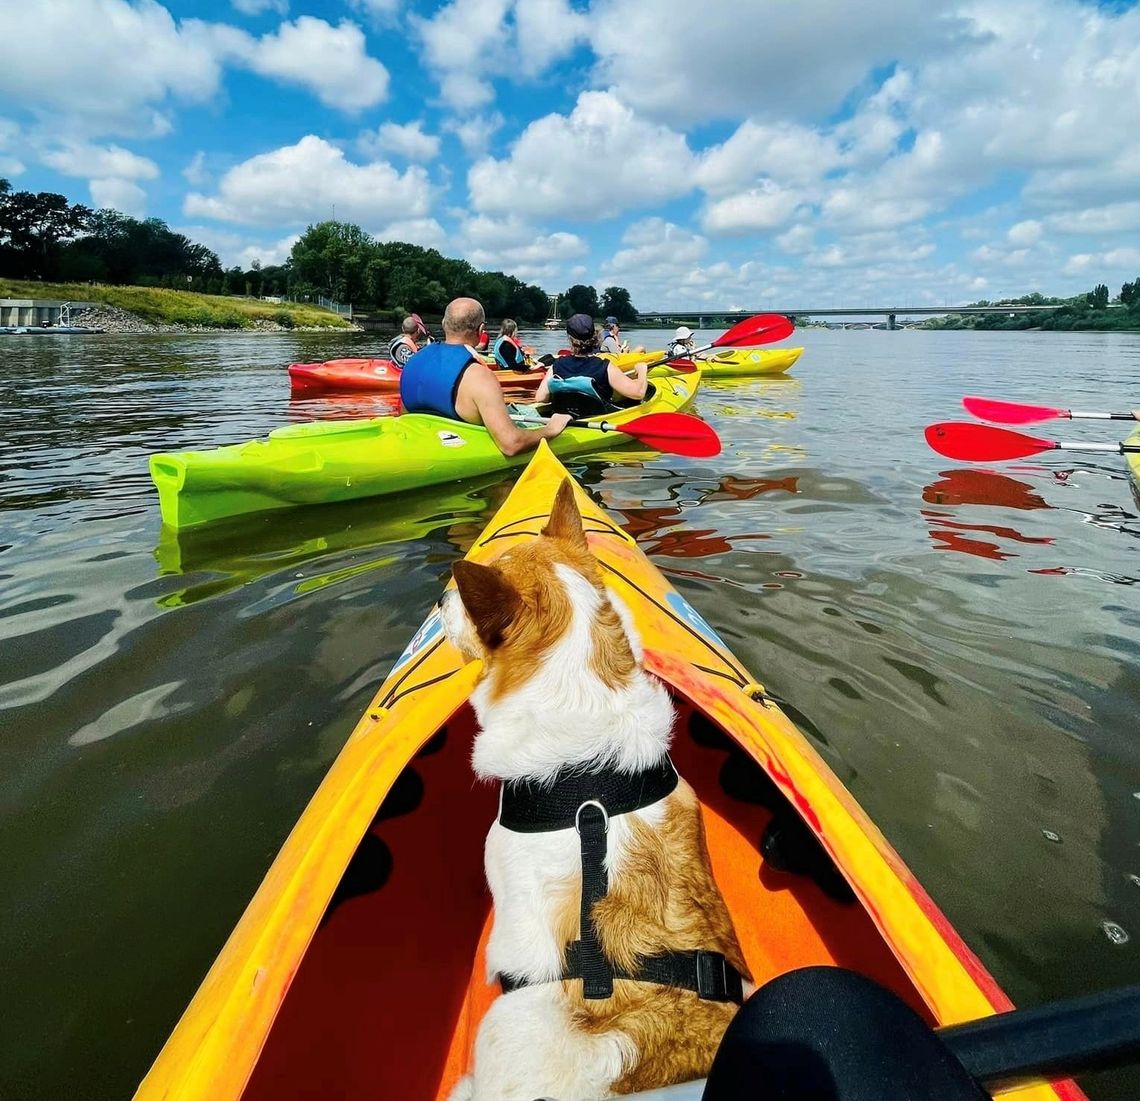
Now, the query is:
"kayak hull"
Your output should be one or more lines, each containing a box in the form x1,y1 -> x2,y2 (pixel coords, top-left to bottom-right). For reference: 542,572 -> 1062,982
610,347 -> 803,379
288,358 -> 545,395
135,442 -> 1083,1101
149,371 -> 700,530
1127,426 -> 1140,491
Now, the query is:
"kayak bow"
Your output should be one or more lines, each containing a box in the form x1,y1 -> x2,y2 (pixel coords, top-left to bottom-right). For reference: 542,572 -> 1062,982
134,442 -> 1082,1101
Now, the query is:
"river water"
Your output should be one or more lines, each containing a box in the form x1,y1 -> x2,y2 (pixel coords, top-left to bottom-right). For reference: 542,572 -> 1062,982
1,328 -> 1138,1099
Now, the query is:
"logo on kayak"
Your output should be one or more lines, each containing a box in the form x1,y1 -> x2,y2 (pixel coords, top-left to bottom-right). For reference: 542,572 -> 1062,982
438,430 -> 467,448
389,607 -> 444,674
665,591 -> 726,648
749,351 -> 762,362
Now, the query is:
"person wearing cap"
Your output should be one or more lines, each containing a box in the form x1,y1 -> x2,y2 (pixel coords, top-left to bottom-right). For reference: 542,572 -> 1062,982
399,297 -> 571,455
534,313 -> 649,413
668,325 -> 697,359
599,316 -> 623,355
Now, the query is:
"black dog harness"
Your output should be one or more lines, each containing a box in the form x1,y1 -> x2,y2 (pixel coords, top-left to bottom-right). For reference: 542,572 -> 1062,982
496,755 -> 745,1004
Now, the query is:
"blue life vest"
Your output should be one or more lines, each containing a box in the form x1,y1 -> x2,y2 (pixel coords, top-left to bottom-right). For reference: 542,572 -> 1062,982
492,334 -> 521,371
553,354 -> 614,404
399,342 -> 478,420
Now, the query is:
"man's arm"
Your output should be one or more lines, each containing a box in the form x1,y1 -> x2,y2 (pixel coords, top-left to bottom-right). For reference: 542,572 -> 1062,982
462,363 -> 571,456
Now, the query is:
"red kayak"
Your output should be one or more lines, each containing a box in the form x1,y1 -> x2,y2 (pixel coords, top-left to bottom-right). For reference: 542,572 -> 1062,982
288,358 -> 546,396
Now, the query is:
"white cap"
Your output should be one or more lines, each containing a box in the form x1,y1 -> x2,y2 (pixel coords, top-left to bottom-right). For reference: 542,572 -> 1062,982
675,325 -> 694,340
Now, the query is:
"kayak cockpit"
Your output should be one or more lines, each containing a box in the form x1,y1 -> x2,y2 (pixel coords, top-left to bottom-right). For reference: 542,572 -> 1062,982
238,697 -> 927,1101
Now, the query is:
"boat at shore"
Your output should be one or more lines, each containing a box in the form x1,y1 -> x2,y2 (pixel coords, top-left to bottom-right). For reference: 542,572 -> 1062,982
133,442 -> 1083,1101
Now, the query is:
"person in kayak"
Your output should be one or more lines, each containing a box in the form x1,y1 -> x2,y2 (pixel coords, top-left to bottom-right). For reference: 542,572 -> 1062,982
669,325 -> 697,358
388,317 -> 423,367
599,316 -> 622,355
492,319 -> 529,371
534,312 -> 648,416
399,297 -> 571,456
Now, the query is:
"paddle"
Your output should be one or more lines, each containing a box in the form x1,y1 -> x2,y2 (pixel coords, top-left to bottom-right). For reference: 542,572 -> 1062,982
925,422 -> 1140,461
963,396 -> 1140,425
649,313 -> 795,373
569,411 -> 721,457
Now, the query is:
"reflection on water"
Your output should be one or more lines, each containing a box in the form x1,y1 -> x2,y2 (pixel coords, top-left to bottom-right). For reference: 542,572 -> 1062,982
2,329 -> 1140,1100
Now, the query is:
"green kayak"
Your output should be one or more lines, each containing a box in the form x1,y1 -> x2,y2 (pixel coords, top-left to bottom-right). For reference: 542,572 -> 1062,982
149,370 -> 701,530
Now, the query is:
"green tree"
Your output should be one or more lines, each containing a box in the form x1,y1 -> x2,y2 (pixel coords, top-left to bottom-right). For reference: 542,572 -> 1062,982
1121,278 -> 1139,308
562,283 -> 599,317
600,286 -> 637,323
1087,283 -> 1109,309
0,189 -> 92,278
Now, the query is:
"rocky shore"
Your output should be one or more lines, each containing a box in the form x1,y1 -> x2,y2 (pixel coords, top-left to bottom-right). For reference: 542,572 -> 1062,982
76,305 -> 360,334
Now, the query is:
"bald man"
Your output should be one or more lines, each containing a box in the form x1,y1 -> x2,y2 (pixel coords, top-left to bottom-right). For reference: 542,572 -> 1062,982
399,297 -> 570,456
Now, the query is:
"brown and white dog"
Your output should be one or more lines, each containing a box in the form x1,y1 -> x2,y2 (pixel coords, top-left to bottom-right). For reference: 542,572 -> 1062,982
442,479 -> 750,1101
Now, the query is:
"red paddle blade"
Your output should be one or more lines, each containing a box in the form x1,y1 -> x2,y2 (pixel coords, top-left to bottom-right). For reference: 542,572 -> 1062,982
925,422 -> 1058,461
712,313 -> 794,348
616,412 -> 721,457
962,396 -> 1067,425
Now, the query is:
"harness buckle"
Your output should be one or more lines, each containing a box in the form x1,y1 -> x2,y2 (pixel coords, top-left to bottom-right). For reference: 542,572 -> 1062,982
575,800 -> 609,835
695,950 -> 729,1001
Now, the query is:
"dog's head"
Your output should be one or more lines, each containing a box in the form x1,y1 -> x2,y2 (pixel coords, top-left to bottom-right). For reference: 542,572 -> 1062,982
441,478 -> 639,701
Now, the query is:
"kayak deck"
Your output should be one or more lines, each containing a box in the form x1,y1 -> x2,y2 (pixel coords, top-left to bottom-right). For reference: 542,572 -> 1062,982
288,357 -> 545,395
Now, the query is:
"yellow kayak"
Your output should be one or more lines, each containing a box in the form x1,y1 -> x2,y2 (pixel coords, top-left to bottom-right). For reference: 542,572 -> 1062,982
610,347 -> 803,379
134,442 -> 1082,1101
1128,425 -> 1140,491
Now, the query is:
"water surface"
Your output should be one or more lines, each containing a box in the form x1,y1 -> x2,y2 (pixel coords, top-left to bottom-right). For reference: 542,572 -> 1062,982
1,328 -> 1138,1098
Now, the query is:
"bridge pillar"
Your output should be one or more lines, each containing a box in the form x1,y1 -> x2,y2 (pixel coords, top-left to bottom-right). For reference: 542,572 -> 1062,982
888,313 -> 896,331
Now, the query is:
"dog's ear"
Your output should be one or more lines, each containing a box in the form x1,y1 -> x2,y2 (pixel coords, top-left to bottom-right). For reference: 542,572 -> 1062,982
542,478 -> 587,550
452,560 -> 520,649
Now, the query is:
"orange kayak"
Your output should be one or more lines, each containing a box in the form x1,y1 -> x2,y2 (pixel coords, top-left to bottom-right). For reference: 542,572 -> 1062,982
134,442 -> 1085,1101
288,357 -> 546,395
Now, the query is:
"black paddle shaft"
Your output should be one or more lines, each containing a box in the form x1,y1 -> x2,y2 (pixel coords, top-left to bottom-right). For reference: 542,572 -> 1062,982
939,984 -> 1140,1086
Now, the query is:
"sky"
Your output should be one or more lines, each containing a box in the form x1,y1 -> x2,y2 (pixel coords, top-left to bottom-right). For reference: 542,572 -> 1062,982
2,0 -> 1139,311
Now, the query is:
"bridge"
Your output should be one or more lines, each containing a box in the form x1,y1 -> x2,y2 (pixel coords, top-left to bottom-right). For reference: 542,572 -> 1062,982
638,304 -> 1115,330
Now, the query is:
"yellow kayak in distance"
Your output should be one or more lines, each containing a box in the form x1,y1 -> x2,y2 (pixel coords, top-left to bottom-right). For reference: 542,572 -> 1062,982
1127,425 -> 1140,492
134,441 -> 1082,1101
609,346 -> 804,379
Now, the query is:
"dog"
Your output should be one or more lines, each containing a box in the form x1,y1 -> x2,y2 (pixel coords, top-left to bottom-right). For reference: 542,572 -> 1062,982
442,478 -> 750,1101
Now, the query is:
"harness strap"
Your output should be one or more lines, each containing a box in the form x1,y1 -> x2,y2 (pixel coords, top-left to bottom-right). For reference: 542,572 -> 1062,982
496,755 -> 744,1004
499,942 -> 744,1004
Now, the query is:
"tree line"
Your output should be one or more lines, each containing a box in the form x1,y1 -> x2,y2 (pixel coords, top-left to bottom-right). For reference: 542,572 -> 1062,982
0,181 -> 640,325
923,286 -> 1140,332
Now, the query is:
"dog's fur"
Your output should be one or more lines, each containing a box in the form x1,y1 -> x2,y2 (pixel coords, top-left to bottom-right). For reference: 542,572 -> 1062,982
442,479 -> 749,1101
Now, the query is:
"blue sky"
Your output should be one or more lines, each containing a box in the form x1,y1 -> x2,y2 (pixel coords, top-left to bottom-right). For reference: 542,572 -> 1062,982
2,0 -> 1139,310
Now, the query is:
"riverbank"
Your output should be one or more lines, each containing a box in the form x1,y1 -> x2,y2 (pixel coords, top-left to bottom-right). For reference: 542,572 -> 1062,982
0,279 -> 357,332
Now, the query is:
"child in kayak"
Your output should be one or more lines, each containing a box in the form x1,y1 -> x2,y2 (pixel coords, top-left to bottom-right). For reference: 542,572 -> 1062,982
534,313 -> 649,417
492,319 -> 531,371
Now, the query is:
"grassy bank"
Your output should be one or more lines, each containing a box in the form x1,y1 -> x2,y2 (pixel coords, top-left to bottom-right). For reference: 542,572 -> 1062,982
0,279 -> 354,330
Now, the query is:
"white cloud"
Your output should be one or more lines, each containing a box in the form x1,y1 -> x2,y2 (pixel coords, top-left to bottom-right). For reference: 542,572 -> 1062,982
184,135 -> 432,226
414,0 -> 587,108
1046,202 -> 1140,237
414,0 -> 511,109
696,121 -> 841,196
241,17 -> 388,111
776,225 -> 814,255
468,91 -> 694,219
347,0 -> 401,20
182,151 -> 209,187
40,142 -> 159,181
456,214 -> 588,282
175,224 -> 297,266
702,183 -> 806,235
443,112 -> 504,155
90,177 -> 147,216
374,217 -> 449,249
0,0 -> 234,137
359,121 -> 440,162
231,0 -> 287,14
590,0 -> 970,125
0,119 -> 26,176
1064,247 -> 1140,277
1007,220 -> 1043,247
